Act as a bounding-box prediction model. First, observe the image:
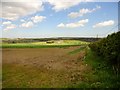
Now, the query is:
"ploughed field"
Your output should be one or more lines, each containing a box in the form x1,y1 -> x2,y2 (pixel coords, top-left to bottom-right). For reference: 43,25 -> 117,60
2,39 -> 119,88
2,46 -> 90,88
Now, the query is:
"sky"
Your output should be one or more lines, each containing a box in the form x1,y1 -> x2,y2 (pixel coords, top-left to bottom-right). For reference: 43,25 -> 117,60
0,0 -> 119,38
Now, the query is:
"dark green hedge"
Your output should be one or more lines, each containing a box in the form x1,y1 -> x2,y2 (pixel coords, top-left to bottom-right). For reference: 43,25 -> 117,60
89,31 -> 120,68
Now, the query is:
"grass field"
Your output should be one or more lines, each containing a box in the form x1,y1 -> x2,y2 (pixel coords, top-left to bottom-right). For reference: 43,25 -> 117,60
2,40 -> 120,88
1,40 -> 89,48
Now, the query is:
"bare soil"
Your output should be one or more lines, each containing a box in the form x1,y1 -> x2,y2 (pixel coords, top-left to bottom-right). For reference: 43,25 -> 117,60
2,46 -> 90,88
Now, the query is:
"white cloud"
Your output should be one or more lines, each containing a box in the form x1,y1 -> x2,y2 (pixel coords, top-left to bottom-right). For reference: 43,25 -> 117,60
31,15 -> 46,23
1,0 -> 44,21
20,19 -> 25,22
68,5 -> 101,18
57,19 -> 88,28
47,0 -> 93,12
57,23 -> 65,28
2,21 -> 12,25
93,20 -> 115,28
20,21 -> 34,28
2,21 -> 16,30
3,24 -> 16,30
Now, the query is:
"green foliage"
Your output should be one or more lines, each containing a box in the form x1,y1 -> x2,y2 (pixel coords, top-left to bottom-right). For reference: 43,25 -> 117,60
89,31 -> 120,72
83,48 -> 120,88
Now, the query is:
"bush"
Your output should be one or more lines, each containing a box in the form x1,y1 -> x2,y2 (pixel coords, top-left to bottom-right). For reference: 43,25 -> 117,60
89,31 -> 120,72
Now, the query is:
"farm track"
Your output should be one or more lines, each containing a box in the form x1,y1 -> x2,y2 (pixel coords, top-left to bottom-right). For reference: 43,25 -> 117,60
2,46 -> 91,88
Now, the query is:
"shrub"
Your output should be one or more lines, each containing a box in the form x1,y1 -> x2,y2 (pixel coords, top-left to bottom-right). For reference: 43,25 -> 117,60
89,31 -> 120,72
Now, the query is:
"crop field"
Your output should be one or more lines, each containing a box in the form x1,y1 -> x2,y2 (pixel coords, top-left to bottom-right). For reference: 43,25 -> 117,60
2,40 -> 89,48
1,1 -> 119,88
2,39 -> 119,88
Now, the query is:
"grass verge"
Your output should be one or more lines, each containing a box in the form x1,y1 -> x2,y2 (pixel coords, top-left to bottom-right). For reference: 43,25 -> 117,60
71,47 -> 120,88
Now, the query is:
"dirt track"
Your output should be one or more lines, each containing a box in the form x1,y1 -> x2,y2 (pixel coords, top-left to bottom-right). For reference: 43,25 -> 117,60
2,47 -> 90,88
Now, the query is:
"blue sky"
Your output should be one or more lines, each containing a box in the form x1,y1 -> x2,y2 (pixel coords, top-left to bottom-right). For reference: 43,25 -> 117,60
1,1 -> 119,38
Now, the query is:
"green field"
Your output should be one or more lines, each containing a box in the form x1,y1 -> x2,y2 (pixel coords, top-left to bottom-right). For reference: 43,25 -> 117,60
1,40 -> 89,48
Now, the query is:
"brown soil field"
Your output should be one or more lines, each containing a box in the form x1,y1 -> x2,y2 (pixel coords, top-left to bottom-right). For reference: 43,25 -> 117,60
2,46 -> 91,88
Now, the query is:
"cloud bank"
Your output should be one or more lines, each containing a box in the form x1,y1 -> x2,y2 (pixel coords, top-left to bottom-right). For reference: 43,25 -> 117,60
93,20 -> 114,28
68,5 -> 101,18
57,19 -> 89,28
0,0 -> 43,20
47,0 -> 93,12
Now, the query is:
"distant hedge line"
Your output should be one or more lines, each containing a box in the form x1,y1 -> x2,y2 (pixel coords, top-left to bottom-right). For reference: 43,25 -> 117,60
89,31 -> 120,69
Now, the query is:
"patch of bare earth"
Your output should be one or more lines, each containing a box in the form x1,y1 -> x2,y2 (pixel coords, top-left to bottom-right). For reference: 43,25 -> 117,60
2,46 -> 91,88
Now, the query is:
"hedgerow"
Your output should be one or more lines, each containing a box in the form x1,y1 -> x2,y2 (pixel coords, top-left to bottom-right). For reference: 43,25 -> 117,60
89,31 -> 120,73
